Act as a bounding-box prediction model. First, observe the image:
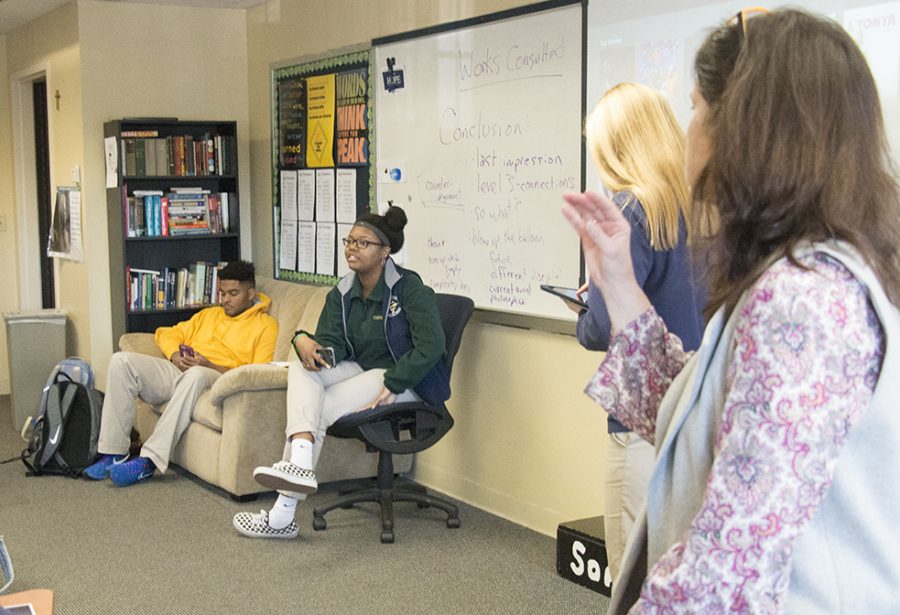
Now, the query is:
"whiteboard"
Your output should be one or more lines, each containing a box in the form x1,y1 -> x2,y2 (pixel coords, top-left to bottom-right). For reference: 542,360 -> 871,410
374,2 -> 584,320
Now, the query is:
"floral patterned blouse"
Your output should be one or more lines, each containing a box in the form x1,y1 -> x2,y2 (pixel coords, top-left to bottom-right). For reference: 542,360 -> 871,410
585,252 -> 885,613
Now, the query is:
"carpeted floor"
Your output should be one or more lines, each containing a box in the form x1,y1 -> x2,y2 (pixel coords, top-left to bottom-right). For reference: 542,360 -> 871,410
0,397 -> 607,614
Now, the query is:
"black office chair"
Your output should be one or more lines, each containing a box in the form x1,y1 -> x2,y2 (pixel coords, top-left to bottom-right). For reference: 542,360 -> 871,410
312,293 -> 474,543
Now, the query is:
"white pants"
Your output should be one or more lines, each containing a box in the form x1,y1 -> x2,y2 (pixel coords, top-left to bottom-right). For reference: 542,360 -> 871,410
97,351 -> 220,473
603,432 -> 655,583
283,358 -> 419,468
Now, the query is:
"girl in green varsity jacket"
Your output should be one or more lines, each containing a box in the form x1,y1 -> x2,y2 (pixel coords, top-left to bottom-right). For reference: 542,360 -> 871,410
233,206 -> 447,539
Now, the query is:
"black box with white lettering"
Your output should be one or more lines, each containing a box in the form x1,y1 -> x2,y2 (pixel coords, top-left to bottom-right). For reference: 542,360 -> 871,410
556,516 -> 611,596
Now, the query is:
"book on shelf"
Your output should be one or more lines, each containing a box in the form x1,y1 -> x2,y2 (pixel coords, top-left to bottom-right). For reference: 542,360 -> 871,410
168,191 -> 210,235
154,138 -> 167,175
120,129 -> 159,138
126,261 -> 226,313
119,133 -> 233,177
175,269 -> 187,308
206,136 -> 215,175
129,190 -> 163,237
124,139 -> 136,176
167,138 -> 176,176
220,192 -> 230,232
145,140 -> 157,176
175,136 -> 185,176
213,135 -> 236,175
122,188 -> 232,237
126,267 -> 159,311
135,139 -> 146,176
160,196 -> 169,237
207,193 -> 221,234
145,195 -> 155,236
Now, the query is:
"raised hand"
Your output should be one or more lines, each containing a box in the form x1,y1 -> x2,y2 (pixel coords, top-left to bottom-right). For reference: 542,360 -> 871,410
562,190 -> 651,333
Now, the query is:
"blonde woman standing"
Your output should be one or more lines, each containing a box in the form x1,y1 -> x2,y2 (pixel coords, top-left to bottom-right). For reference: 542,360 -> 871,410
572,82 -> 705,581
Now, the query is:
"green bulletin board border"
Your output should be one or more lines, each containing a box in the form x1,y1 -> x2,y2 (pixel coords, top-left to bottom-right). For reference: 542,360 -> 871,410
271,47 -> 374,286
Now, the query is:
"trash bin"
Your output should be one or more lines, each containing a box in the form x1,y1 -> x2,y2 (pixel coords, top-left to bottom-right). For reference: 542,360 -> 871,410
3,309 -> 67,431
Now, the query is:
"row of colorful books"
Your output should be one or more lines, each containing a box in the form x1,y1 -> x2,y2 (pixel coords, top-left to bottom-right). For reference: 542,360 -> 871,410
120,132 -> 235,177
126,261 -> 226,312
125,188 -> 231,237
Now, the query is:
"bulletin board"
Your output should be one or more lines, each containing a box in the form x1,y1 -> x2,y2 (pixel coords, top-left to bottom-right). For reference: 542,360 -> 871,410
271,48 -> 373,284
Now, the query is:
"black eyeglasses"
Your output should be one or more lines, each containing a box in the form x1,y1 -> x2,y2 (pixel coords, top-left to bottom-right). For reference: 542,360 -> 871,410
731,6 -> 770,43
342,237 -> 383,250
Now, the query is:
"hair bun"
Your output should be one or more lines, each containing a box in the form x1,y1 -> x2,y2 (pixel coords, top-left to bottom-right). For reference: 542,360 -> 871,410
384,205 -> 408,231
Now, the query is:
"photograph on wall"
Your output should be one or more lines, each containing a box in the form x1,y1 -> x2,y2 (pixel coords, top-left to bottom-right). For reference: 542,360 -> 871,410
47,186 -> 83,262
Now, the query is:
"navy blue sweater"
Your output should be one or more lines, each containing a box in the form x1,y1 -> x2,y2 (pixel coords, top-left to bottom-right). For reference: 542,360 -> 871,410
577,191 -> 706,432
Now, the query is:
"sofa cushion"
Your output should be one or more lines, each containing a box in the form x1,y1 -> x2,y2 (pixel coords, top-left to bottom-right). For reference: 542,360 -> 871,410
118,332 -> 165,358
208,363 -> 289,406
256,278 -> 331,361
143,393 -> 221,432
192,394 -> 223,432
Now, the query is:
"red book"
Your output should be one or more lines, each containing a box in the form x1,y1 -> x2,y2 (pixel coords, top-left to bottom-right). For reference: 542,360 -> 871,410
122,184 -> 130,236
207,193 -> 220,233
160,196 -> 169,236
175,136 -> 186,176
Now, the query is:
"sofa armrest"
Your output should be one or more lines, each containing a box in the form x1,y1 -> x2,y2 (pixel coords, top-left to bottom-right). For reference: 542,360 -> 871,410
209,363 -> 289,407
119,333 -> 165,358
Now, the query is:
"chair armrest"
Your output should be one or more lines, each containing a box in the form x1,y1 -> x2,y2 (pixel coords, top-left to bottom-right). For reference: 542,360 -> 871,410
118,333 -> 165,358
208,363 -> 289,407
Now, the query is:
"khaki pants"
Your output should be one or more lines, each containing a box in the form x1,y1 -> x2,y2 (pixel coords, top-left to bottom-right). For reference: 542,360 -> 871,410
97,351 -> 219,473
283,358 -> 419,469
603,432 -> 655,582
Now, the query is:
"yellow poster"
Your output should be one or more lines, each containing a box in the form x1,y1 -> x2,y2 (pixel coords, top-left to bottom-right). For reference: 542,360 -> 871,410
306,74 -> 336,168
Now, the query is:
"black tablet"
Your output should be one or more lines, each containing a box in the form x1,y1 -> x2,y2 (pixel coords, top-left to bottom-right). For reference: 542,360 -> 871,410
540,284 -> 588,309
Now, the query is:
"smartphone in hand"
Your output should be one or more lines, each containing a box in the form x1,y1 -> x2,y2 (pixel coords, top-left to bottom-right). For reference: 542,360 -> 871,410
179,344 -> 195,358
316,346 -> 336,368
540,284 -> 588,309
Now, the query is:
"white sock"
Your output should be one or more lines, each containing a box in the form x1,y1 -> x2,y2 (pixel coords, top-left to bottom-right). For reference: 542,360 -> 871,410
267,493 -> 297,529
289,437 -> 313,469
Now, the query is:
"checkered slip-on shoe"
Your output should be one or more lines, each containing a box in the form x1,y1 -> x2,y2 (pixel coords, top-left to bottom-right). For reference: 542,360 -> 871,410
233,510 -> 299,540
253,461 -> 318,494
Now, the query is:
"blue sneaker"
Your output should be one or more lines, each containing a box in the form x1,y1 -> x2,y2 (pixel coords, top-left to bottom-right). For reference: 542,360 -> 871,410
83,454 -> 129,480
109,456 -> 156,487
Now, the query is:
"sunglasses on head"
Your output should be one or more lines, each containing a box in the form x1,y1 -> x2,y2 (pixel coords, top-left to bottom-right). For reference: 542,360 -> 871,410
731,6 -> 770,43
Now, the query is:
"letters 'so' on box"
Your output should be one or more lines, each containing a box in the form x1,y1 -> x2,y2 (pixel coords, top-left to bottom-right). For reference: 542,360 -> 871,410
556,516 -> 612,596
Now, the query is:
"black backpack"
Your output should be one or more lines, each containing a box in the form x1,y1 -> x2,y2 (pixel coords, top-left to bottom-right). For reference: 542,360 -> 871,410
20,359 -> 104,477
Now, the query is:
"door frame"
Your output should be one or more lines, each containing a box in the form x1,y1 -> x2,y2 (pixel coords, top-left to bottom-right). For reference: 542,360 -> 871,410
10,62 -> 53,310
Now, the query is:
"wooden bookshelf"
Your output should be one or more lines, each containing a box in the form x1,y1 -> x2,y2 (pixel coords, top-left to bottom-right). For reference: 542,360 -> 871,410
105,119 -> 240,343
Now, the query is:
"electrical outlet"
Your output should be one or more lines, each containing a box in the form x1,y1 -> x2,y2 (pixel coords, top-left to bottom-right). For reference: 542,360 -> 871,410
71,164 -> 81,184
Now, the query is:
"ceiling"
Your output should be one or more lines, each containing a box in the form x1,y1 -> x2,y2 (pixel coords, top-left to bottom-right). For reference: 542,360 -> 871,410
0,0 -> 268,35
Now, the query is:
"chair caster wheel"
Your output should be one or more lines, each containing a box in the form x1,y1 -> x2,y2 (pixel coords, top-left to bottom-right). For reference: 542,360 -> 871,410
447,517 -> 460,529
313,516 -> 327,531
381,530 -> 395,543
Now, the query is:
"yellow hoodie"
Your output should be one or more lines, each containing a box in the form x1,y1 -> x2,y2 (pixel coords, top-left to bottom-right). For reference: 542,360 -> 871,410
154,292 -> 278,369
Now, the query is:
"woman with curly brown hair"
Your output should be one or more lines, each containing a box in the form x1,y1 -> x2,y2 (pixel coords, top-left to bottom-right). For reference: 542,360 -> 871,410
565,8 -> 900,613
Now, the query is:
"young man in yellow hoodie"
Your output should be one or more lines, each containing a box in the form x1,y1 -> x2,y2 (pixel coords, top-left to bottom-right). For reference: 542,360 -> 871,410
84,261 -> 278,487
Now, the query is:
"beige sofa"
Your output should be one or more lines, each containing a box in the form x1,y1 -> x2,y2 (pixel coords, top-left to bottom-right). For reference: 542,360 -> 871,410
118,276 -> 411,500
